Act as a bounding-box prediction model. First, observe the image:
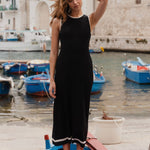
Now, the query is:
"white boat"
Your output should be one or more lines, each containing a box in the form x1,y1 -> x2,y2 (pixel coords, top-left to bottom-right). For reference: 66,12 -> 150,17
0,30 -> 51,51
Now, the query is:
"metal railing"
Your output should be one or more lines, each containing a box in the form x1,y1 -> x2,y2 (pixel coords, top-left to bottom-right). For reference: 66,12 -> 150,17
0,5 -> 18,11
0,6 -> 7,11
9,4 -> 17,10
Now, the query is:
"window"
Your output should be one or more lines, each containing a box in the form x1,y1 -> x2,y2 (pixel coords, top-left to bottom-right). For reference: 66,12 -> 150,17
8,19 -> 10,24
136,0 -> 141,4
0,13 -> 3,19
0,0 -> 1,4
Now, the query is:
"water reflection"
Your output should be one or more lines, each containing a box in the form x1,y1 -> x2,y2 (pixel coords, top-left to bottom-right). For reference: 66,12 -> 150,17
0,52 -> 150,118
17,91 -> 53,108
0,95 -> 15,113
124,79 -> 150,89
90,92 -> 103,102
123,80 -> 150,97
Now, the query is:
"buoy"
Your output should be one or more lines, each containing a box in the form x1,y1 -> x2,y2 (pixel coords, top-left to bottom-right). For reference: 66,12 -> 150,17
100,47 -> 104,52
44,135 -> 51,149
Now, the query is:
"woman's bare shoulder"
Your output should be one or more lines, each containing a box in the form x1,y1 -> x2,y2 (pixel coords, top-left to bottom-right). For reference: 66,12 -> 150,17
53,18 -> 60,24
51,18 -> 61,29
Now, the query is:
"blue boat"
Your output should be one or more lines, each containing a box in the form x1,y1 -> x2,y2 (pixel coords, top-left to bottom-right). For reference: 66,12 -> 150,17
89,49 -> 101,53
18,71 -> 105,96
2,62 -> 28,74
44,132 -> 107,150
18,66 -> 105,96
27,59 -> 50,74
45,143 -> 90,150
122,57 -> 150,84
91,70 -> 105,94
89,47 -> 104,53
22,73 -> 50,96
0,76 -> 14,96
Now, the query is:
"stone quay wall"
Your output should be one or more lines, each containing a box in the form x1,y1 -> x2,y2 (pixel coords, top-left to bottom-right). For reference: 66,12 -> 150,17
90,36 -> 150,52
89,0 -> 150,52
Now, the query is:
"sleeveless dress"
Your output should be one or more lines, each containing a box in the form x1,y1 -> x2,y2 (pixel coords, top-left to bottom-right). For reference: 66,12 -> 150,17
52,15 -> 93,148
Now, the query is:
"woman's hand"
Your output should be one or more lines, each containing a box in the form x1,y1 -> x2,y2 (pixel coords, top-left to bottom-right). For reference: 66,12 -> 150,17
49,80 -> 56,99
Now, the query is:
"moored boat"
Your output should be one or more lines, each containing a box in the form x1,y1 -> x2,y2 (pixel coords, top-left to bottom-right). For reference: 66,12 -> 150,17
0,76 -> 14,96
2,62 -> 28,74
89,49 -> 102,53
18,68 -> 105,96
91,70 -> 105,94
0,30 -> 51,51
89,46 -> 104,53
27,59 -> 50,74
22,73 -> 50,96
122,57 -> 150,84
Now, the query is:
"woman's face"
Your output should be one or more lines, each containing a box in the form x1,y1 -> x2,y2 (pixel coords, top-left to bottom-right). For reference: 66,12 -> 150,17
67,0 -> 82,12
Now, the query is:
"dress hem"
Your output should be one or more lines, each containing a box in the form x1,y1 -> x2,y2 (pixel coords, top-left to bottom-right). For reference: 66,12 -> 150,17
52,137 -> 86,148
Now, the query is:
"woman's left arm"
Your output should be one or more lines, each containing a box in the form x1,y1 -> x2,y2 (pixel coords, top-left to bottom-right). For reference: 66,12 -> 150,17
89,0 -> 108,32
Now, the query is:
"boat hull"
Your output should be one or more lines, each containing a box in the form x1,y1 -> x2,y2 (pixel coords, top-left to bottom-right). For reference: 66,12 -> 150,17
0,40 -> 51,51
124,68 -> 150,84
25,83 -> 49,96
29,63 -> 50,73
24,71 -> 105,96
0,81 -> 11,96
91,71 -> 105,94
89,49 -> 102,53
24,74 -> 50,96
91,82 -> 105,94
122,60 -> 150,84
2,62 -> 28,74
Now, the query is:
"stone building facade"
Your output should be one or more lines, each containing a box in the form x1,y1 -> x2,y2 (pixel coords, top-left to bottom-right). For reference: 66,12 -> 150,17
0,0 -> 87,34
0,0 -> 150,51
0,0 -> 52,33
89,0 -> 150,52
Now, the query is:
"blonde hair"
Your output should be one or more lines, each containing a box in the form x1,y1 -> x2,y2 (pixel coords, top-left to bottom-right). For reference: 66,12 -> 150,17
50,0 -> 71,25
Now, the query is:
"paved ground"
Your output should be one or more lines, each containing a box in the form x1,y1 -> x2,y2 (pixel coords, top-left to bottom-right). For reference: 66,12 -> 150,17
0,117 -> 150,150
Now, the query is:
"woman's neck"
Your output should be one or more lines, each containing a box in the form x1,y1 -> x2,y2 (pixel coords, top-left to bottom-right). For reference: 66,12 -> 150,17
70,10 -> 83,18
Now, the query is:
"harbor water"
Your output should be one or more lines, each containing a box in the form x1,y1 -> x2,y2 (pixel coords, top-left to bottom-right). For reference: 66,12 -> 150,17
0,51 -> 150,126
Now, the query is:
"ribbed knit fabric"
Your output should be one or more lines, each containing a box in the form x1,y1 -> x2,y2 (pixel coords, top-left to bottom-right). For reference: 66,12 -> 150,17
52,15 -> 93,148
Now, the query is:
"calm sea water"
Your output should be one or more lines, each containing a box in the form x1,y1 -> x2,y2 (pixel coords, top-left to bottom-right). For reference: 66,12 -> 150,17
0,51 -> 150,125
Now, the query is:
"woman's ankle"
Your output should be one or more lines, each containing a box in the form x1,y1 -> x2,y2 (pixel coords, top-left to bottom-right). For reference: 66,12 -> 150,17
63,143 -> 70,150
77,143 -> 83,150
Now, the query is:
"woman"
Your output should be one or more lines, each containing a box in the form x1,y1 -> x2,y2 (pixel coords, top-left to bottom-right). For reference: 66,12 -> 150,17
49,0 -> 108,149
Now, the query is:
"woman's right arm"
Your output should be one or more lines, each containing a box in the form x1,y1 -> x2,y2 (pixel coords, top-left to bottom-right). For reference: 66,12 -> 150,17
49,18 -> 60,98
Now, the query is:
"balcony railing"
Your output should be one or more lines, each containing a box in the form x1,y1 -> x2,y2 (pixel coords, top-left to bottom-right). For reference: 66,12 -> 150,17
9,4 -> 18,10
0,6 -> 7,11
0,5 -> 18,11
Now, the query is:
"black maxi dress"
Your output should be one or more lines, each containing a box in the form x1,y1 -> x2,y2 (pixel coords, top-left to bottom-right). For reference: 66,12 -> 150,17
52,15 -> 93,148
